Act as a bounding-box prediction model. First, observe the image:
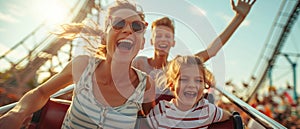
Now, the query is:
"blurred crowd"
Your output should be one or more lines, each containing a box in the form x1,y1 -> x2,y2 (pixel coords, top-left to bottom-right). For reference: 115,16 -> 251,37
216,86 -> 300,129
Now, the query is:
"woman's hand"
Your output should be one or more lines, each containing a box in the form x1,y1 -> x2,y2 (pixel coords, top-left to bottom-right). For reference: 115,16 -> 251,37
231,0 -> 256,18
0,111 -> 26,129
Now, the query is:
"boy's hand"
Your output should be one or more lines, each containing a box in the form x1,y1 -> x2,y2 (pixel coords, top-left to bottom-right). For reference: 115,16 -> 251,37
231,0 -> 256,17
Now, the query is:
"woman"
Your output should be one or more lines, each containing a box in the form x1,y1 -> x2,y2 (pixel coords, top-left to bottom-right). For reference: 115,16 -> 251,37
0,1 -> 154,128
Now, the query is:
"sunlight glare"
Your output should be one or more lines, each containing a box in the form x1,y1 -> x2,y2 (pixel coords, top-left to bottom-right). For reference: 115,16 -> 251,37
37,0 -> 69,24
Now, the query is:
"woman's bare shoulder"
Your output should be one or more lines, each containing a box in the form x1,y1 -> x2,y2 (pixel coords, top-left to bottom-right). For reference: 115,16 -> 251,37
132,56 -> 149,70
72,55 -> 95,68
71,55 -> 91,81
133,56 -> 148,64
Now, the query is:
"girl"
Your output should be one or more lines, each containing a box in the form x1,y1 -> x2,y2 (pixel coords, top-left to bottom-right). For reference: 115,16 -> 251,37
147,55 -> 231,129
0,1 -> 154,128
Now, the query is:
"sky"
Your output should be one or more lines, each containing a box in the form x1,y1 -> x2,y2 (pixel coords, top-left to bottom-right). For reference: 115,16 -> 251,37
0,0 -> 299,98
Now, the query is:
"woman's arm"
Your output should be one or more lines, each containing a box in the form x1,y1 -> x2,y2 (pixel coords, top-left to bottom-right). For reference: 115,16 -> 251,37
0,56 -> 81,129
195,0 -> 256,62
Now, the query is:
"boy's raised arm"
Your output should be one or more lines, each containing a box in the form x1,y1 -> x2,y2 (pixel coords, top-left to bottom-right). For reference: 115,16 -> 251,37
195,0 -> 256,62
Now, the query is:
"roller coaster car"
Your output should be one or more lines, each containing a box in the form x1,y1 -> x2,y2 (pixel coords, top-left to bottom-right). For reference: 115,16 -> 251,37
27,97 -> 244,129
208,112 -> 244,129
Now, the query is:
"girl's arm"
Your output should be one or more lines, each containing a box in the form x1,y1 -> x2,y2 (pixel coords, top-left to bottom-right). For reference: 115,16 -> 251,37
195,0 -> 256,62
142,76 -> 156,115
220,109 -> 232,122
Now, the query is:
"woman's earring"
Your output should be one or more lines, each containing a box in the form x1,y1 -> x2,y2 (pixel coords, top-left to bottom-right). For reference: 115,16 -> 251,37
205,84 -> 210,89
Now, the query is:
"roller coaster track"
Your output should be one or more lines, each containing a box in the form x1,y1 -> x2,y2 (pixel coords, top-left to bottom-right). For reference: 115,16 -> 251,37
0,0 -> 98,105
246,0 -> 300,102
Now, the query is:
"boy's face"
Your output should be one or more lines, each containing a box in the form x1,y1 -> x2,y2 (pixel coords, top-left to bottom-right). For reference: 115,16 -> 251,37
174,64 -> 205,107
151,25 -> 175,56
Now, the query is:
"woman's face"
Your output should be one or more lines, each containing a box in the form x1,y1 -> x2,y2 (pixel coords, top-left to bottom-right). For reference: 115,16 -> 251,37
174,64 -> 205,109
151,26 -> 175,56
105,9 -> 146,63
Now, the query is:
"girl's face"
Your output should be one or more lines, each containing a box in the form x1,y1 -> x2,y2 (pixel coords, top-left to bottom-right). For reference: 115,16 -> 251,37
105,9 -> 146,63
174,64 -> 205,110
151,26 -> 175,56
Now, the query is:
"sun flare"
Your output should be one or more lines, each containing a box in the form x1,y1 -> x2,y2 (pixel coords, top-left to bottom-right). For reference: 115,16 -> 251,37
37,0 -> 69,24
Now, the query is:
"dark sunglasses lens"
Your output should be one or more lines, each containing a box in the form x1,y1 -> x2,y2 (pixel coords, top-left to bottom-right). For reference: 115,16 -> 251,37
112,19 -> 125,30
132,21 -> 144,32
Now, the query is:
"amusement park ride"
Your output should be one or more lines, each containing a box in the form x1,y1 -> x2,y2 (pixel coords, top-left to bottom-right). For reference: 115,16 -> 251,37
0,0 -> 299,128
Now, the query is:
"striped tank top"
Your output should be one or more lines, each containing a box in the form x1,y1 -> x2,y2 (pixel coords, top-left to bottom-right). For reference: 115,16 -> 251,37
61,57 -> 147,129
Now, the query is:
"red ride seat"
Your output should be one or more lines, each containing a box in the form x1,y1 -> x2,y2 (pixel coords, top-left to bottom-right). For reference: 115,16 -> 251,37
155,94 -> 175,103
27,98 -> 71,129
208,112 -> 244,129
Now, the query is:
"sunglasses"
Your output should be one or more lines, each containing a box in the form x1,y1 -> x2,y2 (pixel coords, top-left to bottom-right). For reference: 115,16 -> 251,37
109,16 -> 148,33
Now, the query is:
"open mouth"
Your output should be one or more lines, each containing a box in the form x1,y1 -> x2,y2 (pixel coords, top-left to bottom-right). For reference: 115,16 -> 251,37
117,39 -> 133,50
158,44 -> 168,49
183,91 -> 197,98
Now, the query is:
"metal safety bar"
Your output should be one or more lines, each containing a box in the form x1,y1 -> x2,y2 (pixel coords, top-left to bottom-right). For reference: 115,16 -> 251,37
215,86 -> 287,129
